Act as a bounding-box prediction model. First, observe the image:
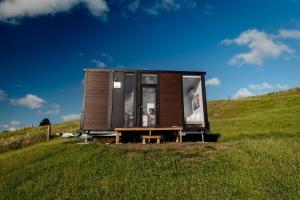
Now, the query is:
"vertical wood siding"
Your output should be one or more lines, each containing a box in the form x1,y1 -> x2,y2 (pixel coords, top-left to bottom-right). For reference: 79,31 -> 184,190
159,73 -> 183,127
111,72 -> 125,129
83,71 -> 109,130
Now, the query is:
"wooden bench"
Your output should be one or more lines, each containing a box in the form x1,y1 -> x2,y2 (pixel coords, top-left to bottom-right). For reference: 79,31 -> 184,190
141,135 -> 162,144
114,127 -> 182,144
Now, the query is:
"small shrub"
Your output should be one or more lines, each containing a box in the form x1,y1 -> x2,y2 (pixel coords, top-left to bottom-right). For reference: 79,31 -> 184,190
39,118 -> 51,126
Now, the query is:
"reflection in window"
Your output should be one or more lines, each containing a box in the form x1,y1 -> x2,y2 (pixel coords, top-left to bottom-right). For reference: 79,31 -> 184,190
142,87 -> 156,127
182,76 -> 204,126
124,74 -> 135,127
141,74 -> 157,84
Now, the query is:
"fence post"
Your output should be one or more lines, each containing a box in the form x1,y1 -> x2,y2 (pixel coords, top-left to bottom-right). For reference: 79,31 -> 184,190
47,125 -> 51,141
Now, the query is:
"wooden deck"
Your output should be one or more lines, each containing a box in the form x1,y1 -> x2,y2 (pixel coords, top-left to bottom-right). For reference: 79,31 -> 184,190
114,127 -> 183,144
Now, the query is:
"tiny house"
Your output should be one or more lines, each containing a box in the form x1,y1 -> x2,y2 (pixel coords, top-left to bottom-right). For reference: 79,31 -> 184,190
80,69 -> 209,137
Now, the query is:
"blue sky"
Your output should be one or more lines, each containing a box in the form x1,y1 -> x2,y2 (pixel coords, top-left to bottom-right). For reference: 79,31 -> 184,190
0,0 -> 300,131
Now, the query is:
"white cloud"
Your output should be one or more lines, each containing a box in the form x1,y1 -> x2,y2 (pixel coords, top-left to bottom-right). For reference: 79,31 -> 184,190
146,0 -> 181,15
1,120 -> 21,132
10,120 -> 21,126
38,103 -> 60,115
233,82 -> 291,99
81,78 -> 85,86
278,29 -> 300,40
202,5 -> 213,16
61,113 -> 81,122
91,59 -> 107,68
248,82 -> 289,91
10,94 -> 46,109
8,127 -> 17,132
248,82 -> 273,90
0,0 -> 197,23
233,88 -> 254,99
0,0 -> 109,23
206,77 -> 220,86
0,89 -> 6,100
101,52 -> 114,62
142,0 -> 196,16
276,84 -> 289,90
222,29 -> 294,66
128,0 -> 140,13
2,124 -> 9,129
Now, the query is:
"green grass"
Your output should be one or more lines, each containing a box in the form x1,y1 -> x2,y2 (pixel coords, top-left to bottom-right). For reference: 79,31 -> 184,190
0,121 -> 79,153
0,88 -> 300,199
208,88 -> 300,140
0,137 -> 299,199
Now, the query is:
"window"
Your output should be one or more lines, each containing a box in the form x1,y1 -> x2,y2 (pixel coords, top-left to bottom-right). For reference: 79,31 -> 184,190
142,87 -> 156,127
141,74 -> 157,84
182,75 -> 204,126
124,74 -> 135,127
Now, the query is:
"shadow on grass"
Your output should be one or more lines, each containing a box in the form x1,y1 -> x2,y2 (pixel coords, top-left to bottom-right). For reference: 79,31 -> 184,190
91,132 -> 222,144
183,133 -> 221,142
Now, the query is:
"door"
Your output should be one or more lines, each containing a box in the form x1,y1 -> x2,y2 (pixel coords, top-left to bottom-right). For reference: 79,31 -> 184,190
141,87 -> 157,127
123,73 -> 136,127
140,74 -> 158,127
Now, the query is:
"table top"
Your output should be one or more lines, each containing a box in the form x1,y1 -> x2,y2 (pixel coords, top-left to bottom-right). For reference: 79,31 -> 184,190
114,127 -> 182,131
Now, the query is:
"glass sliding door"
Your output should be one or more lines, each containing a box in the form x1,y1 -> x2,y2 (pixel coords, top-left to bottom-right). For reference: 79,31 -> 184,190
140,74 -> 158,127
142,87 -> 157,127
124,73 -> 136,127
182,75 -> 205,127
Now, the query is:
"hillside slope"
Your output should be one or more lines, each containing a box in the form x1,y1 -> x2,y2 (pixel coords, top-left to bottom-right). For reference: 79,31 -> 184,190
0,121 -> 79,153
0,88 -> 300,199
0,137 -> 299,199
208,88 -> 300,140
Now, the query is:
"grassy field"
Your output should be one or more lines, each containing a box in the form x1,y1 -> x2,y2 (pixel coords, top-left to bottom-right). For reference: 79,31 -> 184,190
208,88 -> 300,141
0,121 -> 79,153
0,88 -> 299,199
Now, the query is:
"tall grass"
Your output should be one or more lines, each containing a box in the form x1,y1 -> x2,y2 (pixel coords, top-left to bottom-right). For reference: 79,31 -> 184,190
0,121 -> 79,153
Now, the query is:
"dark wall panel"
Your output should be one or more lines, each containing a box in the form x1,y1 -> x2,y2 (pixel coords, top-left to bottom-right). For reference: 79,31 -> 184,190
159,73 -> 183,127
111,71 -> 125,129
83,71 -> 109,130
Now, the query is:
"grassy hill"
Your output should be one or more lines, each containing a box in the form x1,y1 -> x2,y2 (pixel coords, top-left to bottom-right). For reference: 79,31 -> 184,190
0,88 -> 299,199
0,121 -> 79,153
209,87 -> 300,140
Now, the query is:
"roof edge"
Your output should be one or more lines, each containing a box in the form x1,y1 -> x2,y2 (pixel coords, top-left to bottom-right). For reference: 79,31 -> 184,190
83,67 -> 206,75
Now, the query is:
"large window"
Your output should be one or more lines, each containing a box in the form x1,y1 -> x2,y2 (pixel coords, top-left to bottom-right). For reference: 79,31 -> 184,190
124,74 -> 135,127
141,74 -> 158,127
142,87 -> 156,127
182,75 -> 204,126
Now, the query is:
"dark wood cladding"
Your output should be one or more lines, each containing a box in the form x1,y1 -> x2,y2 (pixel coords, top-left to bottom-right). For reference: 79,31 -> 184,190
111,72 -> 125,129
83,71 -> 109,130
159,73 -> 183,127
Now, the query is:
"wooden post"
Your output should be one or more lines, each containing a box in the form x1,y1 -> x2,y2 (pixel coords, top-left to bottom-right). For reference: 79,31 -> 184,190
47,125 -> 51,141
179,130 -> 182,143
148,130 -> 151,143
176,132 -> 179,143
116,131 -> 120,144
